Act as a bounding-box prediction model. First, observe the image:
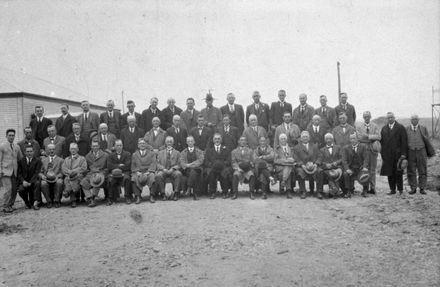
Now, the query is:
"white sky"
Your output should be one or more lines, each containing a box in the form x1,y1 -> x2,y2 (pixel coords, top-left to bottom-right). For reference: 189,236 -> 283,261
0,0 -> 438,118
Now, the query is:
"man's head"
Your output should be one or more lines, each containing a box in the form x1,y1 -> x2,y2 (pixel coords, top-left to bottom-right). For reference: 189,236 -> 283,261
114,139 -> 123,153
127,100 -> 136,113
238,136 -> 247,147
138,138 -> 147,151
227,93 -> 235,105
99,123 -> 108,135
25,145 -> 34,158
410,114 -> 419,126
282,112 -> 292,124
47,125 -> 57,138
150,97 -> 158,109
213,133 -> 222,145
106,100 -> 114,111
186,98 -> 195,110
350,133 -> 359,146
249,114 -> 258,127
35,106 -> 44,117
197,115 -> 205,127
279,133 -> 288,146
186,136 -> 195,148
127,115 -> 136,128
81,101 -> 90,112
172,115 -> 181,127
47,143 -> 56,156
205,93 -> 214,107
165,136 -> 174,148
258,136 -> 267,147
278,90 -> 286,102
299,93 -> 307,105
167,98 -> 176,108
152,117 -> 161,128
319,95 -> 327,107
340,93 -> 348,104
300,131 -> 310,144
338,113 -> 347,125
72,123 -> 81,135
252,91 -> 261,103
24,127 -> 32,140
6,129 -> 15,144
324,133 -> 334,146
60,103 -> 69,115
222,114 -> 231,126
312,115 -> 321,126
91,140 -> 100,153
386,112 -> 395,125
363,111 -> 371,124
69,143 -> 79,155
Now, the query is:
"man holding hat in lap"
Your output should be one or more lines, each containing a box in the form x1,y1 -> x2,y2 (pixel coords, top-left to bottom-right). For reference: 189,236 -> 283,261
316,133 -> 343,198
156,136 -> 182,201
62,143 -> 87,208
253,136 -> 274,199
231,136 -> 256,200
131,138 -> 157,204
107,139 -> 132,205
180,136 -> 204,200
273,133 -> 296,199
38,143 -> 64,208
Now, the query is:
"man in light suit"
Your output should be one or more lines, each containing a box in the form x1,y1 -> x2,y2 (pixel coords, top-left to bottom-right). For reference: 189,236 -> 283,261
77,100 -> 100,138
270,90 -> 293,136
246,91 -> 270,131
97,123 -> 117,154
220,93 -> 245,134
273,112 -> 301,149
335,92 -> 356,126
180,136 -> 204,200
120,100 -> 142,129
161,98 -> 183,131
315,95 -> 337,131
55,103 -> 77,138
62,143 -> 87,208
42,125 -> 65,157
30,105 -> 53,148
273,133 -> 295,198
37,143 -> 64,208
156,136 -> 182,201
100,100 -> 122,138
1,129 -> 23,213
201,93 -> 223,132
332,113 -> 356,148
356,111 -> 381,194
180,97 -> 200,131
242,114 -> 268,149
292,93 -> 315,131
144,117 -> 167,152
231,137 -> 256,200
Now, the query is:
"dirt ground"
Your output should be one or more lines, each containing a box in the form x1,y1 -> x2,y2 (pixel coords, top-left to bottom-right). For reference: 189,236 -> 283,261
0,159 -> 439,286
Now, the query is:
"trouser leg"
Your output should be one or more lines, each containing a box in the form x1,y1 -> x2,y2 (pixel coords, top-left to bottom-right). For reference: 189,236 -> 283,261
388,175 -> 396,191
416,149 -> 427,189
407,150 -> 417,190
369,152 -> 378,190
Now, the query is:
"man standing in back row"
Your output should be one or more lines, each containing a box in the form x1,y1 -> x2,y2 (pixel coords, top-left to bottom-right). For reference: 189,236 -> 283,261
292,93 -> 314,131
335,92 -> 356,126
246,91 -> 270,131
220,93 -> 244,134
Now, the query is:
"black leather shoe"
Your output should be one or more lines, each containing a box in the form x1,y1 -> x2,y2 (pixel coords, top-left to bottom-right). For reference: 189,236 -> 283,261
149,196 -> 155,203
54,202 -> 60,208
317,192 -> 323,199
262,193 -> 267,200
222,192 -> 227,199
210,193 -> 216,199
71,201 -> 77,208
126,198 -> 132,205
420,189 -> 427,195
286,191 -> 292,199
408,189 -> 416,194
300,192 -> 306,199
32,205 -> 40,211
46,202 -> 52,209
88,199 -> 97,208
250,192 -> 255,200
387,190 -> 396,195
231,193 -> 237,200
106,199 -> 113,206
368,188 -> 376,194
361,191 -> 367,197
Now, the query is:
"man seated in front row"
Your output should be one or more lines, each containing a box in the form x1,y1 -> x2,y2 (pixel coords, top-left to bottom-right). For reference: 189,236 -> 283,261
80,140 -> 109,208
17,145 -> 42,210
180,136 -> 204,200
38,143 -> 64,208
107,140 -> 132,205
316,133 -> 343,198
253,136 -> 274,199
131,138 -> 157,204
273,133 -> 295,199
62,143 -> 87,208
156,136 -> 182,201
231,136 -> 256,200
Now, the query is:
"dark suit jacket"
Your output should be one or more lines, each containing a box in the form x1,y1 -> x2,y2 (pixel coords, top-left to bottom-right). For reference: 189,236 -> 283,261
100,111 -> 122,138
107,151 -> 132,173
76,112 -> 100,138
293,143 -> 320,165
180,109 -> 200,131
380,121 -> 408,176
17,139 -> 41,158
141,107 -> 162,132
18,157 -> 42,185
315,106 -> 337,130
306,124 -> 328,149
30,117 -> 53,148
63,134 -> 90,158
189,126 -> 213,151
215,125 -> 240,151
166,126 -> 188,152
220,104 -> 245,133
317,145 -> 343,167
342,143 -> 369,171
246,103 -> 270,130
121,112 -> 142,129
204,145 -> 231,170
292,104 -> 315,131
270,101 -> 292,127
335,103 -> 356,126
120,127 -> 145,154
161,106 -> 183,131
55,114 -> 77,138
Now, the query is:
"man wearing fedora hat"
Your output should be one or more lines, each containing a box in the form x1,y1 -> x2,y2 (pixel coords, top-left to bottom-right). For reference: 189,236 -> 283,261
316,133 -> 343,198
107,139 -> 132,205
180,136 -> 204,200
131,138 -> 157,204
253,136 -> 274,199
342,133 -> 370,197
201,93 -> 222,132
231,136 -> 256,200
156,136 -> 182,201
273,133 -> 296,198
37,143 -> 64,208
62,143 -> 87,208
293,131 -> 321,199
80,140 -> 109,207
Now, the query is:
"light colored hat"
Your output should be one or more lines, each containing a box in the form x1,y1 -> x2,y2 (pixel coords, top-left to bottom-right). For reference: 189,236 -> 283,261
90,172 -> 105,188
303,162 -> 317,175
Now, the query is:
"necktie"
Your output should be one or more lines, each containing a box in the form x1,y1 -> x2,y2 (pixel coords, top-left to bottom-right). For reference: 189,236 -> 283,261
314,126 -> 317,133
322,107 -> 326,113
50,156 -> 53,163
216,146 -> 220,153
366,125 -> 370,134
27,158 -> 30,165
50,138 -> 54,143
343,104 -> 346,110
141,151 -> 145,156
75,136 -> 79,142
10,143 -> 13,151
109,112 -> 113,118
230,105 -> 234,112
327,146 -> 332,155
280,102 -> 284,108
301,107 -> 304,113
130,128 -> 134,133
84,113 -> 88,122
199,128 -> 202,135
353,146 -> 357,152
225,127 -> 229,133
117,154 -> 121,160
176,128 -> 179,134
304,144 -> 308,152
255,104 -> 259,110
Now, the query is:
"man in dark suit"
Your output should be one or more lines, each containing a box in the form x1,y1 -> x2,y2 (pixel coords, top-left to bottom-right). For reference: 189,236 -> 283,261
17,127 -> 41,158
55,103 -> 77,138
161,98 -> 183,131
270,90 -> 293,134
17,145 -> 42,210
180,97 -> 200,131
100,100 -> 122,138
107,139 -> 132,205
292,93 -> 315,131
380,112 -> 408,195
166,115 -> 188,152
315,95 -> 337,131
121,100 -> 142,129
215,114 -> 240,151
30,105 -> 53,148
189,115 -> 213,151
306,115 -> 327,149
63,123 -> 90,158
220,93 -> 244,134
246,91 -> 270,131
77,100 -> 100,138
141,97 -> 161,133
335,92 -> 356,126
120,115 -> 145,154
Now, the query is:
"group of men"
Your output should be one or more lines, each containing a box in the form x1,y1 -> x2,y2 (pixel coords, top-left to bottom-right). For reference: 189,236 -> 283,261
0,91 -> 434,213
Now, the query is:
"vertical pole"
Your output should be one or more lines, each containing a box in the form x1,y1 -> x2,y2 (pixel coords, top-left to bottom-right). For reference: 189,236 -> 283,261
337,61 -> 341,103
432,86 -> 435,138
121,90 -> 125,114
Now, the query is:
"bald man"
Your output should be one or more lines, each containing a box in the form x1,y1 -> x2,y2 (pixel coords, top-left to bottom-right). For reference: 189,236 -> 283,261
97,123 -> 117,153
162,97 -> 183,130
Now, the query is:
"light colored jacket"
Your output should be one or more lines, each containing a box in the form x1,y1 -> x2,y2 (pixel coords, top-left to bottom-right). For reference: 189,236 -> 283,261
43,136 -> 65,157
62,154 -> 87,177
39,155 -> 64,179
241,126 -> 267,149
0,142 -> 23,176
180,147 -> 204,169
157,148 -> 181,171
273,123 -> 301,148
